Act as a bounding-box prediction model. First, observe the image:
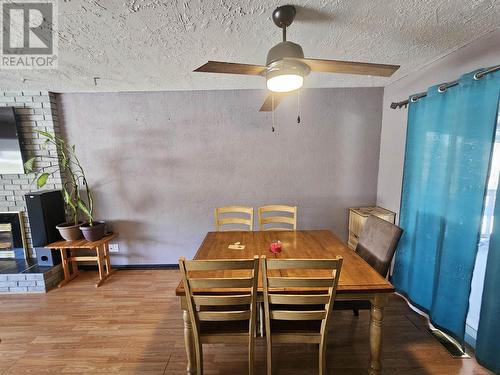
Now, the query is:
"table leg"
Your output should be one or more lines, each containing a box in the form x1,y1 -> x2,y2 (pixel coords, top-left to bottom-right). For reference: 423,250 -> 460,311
70,249 -> 79,276
103,243 -> 114,276
369,294 -> 388,375
182,306 -> 197,374
95,245 -> 105,287
58,248 -> 70,287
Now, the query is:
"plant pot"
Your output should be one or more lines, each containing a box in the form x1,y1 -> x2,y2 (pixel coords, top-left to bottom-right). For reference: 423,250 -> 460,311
80,221 -> 106,242
56,222 -> 83,241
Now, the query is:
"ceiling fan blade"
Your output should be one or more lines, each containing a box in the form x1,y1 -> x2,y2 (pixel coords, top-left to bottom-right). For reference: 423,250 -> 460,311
259,93 -> 288,112
290,58 -> 400,77
194,61 -> 266,76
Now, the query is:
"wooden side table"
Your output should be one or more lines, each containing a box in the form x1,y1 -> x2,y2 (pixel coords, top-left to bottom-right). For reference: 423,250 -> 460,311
46,233 -> 118,288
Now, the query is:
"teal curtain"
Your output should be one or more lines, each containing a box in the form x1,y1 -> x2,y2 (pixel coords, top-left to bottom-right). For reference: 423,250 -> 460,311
477,104 -> 500,372
393,70 -> 500,343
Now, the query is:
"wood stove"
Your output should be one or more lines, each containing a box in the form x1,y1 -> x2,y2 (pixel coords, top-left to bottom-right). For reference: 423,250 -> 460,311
0,211 -> 28,259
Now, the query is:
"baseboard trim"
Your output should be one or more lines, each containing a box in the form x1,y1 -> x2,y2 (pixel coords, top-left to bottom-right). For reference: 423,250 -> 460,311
77,264 -> 179,270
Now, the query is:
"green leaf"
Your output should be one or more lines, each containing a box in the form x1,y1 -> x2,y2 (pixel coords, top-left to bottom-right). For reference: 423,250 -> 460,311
24,157 -> 36,173
62,187 -> 77,212
40,138 -> 51,150
34,130 -> 54,140
36,173 -> 49,188
77,198 -> 93,220
61,156 -> 69,168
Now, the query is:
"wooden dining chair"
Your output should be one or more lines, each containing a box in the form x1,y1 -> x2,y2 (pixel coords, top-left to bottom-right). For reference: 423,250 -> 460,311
335,215 -> 403,315
178,256 -> 259,375
258,205 -> 297,231
261,256 -> 343,375
214,206 -> 254,231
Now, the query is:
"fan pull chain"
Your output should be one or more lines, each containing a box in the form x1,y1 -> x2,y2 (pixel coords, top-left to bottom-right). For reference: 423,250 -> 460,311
272,94 -> 276,132
297,89 -> 301,124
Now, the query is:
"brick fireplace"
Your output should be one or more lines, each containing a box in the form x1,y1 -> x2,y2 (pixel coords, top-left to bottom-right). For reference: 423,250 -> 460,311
0,91 -> 63,258
0,91 -> 64,293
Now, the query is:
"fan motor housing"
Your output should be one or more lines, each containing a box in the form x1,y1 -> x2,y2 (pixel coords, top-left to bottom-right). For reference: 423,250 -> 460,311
266,41 -> 305,65
265,41 -> 310,79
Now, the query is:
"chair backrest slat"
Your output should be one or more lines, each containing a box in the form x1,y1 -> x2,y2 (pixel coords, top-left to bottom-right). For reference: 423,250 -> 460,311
259,205 -> 296,214
260,216 -> 296,225
185,259 -> 257,271
270,310 -> 327,321
198,310 -> 251,322
214,206 -> 254,231
258,205 -> 297,231
267,277 -> 336,288
193,294 -> 252,306
188,277 -> 254,289
268,294 -> 330,305
265,259 -> 340,270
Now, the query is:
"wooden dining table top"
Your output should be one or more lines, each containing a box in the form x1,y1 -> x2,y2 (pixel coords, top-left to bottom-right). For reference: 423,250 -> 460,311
175,230 -> 394,296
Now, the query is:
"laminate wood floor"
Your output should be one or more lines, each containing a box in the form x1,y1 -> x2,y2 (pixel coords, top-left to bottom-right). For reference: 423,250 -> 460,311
0,269 -> 492,375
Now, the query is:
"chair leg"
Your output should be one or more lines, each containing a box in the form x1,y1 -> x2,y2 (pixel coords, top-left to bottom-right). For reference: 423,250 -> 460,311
259,303 -> 264,337
249,339 -> 255,375
196,344 -> 203,375
266,342 -> 272,375
319,340 -> 327,375
353,309 -> 359,317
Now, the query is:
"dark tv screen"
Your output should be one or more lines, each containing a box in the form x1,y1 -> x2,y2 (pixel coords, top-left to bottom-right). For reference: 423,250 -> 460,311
0,107 -> 24,174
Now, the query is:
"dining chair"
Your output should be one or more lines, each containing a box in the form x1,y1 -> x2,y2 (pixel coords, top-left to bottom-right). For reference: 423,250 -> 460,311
214,206 -> 254,231
258,205 -> 297,231
261,256 -> 343,375
256,203 -> 298,335
335,215 -> 403,315
179,256 -> 260,375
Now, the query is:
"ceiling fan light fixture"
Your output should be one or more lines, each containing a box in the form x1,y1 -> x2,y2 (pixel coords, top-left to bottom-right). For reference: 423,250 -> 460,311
267,74 -> 303,92
265,59 -> 310,93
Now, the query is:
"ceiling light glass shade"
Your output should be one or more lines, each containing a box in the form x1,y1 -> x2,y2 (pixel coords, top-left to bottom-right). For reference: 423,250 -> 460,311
265,59 -> 310,93
267,74 -> 303,92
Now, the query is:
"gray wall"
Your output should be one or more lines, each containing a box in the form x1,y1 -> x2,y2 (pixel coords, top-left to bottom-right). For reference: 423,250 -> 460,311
377,28 -> 500,216
58,87 -> 383,265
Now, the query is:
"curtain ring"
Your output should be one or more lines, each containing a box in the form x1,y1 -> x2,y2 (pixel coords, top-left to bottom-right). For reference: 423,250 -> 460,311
473,72 -> 482,80
410,96 -> 419,103
438,85 -> 447,93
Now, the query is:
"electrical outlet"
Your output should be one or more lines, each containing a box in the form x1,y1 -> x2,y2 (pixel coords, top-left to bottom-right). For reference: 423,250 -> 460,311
108,243 -> 119,253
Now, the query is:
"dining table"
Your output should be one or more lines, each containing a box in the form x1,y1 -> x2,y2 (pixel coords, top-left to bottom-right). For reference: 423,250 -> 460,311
175,230 -> 395,375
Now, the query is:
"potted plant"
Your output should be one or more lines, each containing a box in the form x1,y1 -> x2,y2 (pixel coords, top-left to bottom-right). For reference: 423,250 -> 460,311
77,176 -> 106,242
24,130 -> 106,241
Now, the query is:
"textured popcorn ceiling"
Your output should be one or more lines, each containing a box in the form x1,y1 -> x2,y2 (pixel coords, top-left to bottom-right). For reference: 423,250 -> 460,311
2,0 -> 499,92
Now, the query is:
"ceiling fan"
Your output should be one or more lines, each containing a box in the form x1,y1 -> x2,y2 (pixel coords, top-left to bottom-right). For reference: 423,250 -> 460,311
194,5 -> 400,112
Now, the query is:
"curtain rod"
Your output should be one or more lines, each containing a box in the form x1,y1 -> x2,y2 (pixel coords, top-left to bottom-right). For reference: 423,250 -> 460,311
390,64 -> 500,109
